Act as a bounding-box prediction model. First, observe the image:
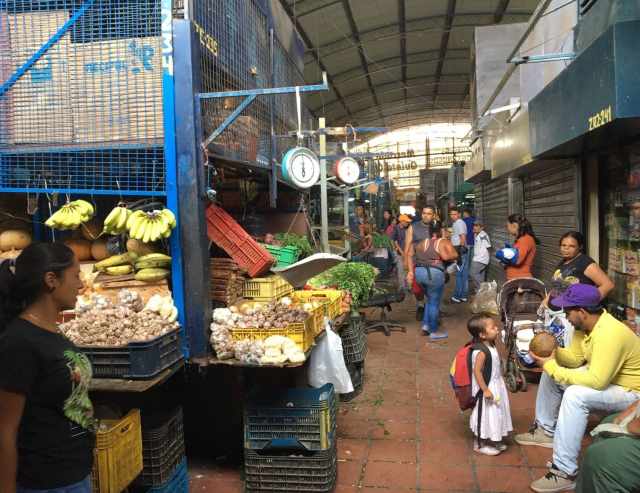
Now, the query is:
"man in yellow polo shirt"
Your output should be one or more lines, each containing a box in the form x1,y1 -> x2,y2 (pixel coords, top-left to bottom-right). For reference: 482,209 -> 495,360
514,283 -> 640,493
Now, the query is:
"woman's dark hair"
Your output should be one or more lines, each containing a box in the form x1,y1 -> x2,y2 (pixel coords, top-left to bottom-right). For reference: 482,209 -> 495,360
467,313 -> 493,343
559,231 -> 585,252
0,243 -> 75,328
383,209 -> 394,227
431,220 -> 442,238
508,214 -> 540,244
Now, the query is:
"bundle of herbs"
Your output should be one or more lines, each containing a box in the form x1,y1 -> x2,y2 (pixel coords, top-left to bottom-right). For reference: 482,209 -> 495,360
372,232 -> 393,249
275,233 -> 314,258
308,262 -> 378,307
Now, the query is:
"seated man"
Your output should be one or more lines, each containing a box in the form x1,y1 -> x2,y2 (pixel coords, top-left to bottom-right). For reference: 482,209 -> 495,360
515,284 -> 640,493
577,400 -> 640,493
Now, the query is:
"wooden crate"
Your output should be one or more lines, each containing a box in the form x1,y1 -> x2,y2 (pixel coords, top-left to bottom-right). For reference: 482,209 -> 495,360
4,11 -> 74,145
68,37 -> 163,143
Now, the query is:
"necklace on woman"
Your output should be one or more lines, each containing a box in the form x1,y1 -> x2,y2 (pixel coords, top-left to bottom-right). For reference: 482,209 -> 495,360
22,312 -> 60,334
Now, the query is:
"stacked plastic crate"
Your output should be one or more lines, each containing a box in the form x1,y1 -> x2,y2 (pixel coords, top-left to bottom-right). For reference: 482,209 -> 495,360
133,407 -> 187,493
340,312 -> 367,402
244,384 -> 338,492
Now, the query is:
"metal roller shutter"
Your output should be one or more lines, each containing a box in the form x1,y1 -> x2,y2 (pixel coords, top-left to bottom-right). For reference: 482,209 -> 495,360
481,177 -> 509,284
523,163 -> 581,283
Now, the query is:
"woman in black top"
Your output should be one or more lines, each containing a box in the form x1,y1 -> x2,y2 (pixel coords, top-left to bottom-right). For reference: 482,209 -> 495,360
552,231 -> 614,300
0,243 -> 95,493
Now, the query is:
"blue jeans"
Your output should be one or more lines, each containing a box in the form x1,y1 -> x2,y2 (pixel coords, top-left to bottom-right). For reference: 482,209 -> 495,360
535,372 -> 640,476
415,266 -> 445,333
454,250 -> 470,299
17,476 -> 91,493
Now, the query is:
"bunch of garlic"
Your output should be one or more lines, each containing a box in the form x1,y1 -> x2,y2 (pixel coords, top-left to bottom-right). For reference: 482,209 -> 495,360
209,323 -> 235,360
75,293 -> 111,314
144,294 -> 178,322
233,339 -> 264,364
118,289 -> 144,312
261,335 -> 305,365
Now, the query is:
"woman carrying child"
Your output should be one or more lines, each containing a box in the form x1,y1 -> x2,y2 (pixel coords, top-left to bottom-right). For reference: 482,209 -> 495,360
468,313 -> 513,455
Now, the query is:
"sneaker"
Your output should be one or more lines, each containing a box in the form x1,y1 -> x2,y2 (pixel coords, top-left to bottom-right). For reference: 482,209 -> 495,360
429,331 -> 448,341
459,297 -> 468,302
421,325 -> 431,335
514,425 -> 554,448
450,297 -> 463,304
473,444 -> 501,456
530,467 -> 576,493
495,442 -> 508,452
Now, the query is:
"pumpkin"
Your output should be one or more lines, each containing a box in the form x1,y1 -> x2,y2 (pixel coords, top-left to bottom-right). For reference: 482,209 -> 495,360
126,238 -> 159,256
529,332 -> 557,358
90,240 -> 110,261
80,220 -> 102,241
64,239 -> 92,261
0,230 -> 32,251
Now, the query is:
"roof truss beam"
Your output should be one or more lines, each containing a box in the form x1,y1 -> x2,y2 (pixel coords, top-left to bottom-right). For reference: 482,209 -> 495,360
398,0 -> 408,104
433,0 -> 456,105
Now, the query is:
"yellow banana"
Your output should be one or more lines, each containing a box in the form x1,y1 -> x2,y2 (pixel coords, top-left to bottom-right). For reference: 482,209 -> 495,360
103,207 -> 121,231
115,207 -> 128,232
137,253 -> 172,263
105,265 -> 133,276
94,252 -> 137,271
142,217 -> 153,243
161,209 -> 176,228
135,268 -> 170,282
75,200 -> 94,217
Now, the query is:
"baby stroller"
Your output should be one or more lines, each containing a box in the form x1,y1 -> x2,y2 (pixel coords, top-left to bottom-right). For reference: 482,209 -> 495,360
498,278 -> 547,393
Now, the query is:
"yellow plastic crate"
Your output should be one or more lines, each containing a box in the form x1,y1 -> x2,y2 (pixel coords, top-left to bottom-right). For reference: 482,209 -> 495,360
242,275 -> 294,301
92,409 -> 143,493
229,321 -> 314,354
293,290 -> 343,320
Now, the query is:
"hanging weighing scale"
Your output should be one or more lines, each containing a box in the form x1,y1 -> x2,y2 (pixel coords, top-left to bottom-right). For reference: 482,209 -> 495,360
333,156 -> 361,185
281,86 -> 321,189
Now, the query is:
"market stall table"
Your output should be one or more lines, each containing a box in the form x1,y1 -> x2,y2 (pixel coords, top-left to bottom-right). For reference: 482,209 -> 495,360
89,361 -> 184,393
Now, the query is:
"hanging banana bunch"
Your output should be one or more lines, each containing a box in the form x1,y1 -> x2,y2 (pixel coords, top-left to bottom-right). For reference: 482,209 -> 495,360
45,200 -> 94,231
127,209 -> 176,243
102,205 -> 132,235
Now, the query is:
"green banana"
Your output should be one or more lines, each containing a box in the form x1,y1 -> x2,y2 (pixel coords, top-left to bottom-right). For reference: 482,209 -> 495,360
137,253 -> 172,263
135,268 -> 170,282
105,265 -> 133,276
94,252 -> 138,271
135,259 -> 171,270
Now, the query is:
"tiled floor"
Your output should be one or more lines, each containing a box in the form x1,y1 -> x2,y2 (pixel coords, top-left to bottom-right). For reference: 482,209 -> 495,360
188,295 -> 570,492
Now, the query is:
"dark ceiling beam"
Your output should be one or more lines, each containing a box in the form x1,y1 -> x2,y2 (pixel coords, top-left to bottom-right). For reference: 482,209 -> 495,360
461,82 -> 470,109
306,11 -> 532,58
433,0 -> 456,105
311,75 -> 469,112
332,50 -> 468,83
398,0 -> 407,104
294,0 -> 342,18
342,112 -> 471,127
340,0 -> 385,125
277,0 -> 354,121
494,0 -> 511,23
343,99 -> 471,121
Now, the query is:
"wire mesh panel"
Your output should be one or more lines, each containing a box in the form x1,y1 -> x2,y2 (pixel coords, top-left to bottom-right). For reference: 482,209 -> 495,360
193,0 -> 271,166
0,0 -> 167,195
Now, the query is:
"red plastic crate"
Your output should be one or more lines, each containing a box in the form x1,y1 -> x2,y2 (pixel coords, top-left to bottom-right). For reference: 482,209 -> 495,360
206,204 -> 274,278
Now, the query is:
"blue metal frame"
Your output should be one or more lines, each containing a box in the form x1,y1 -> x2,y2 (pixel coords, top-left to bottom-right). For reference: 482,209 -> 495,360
197,72 -> 328,149
0,0 -> 98,97
161,0 -> 188,358
0,187 -> 165,197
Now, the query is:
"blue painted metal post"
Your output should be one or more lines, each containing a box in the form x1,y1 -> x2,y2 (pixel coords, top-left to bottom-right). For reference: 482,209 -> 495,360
161,0 -> 189,358
173,18 -> 211,359
268,28 -> 277,208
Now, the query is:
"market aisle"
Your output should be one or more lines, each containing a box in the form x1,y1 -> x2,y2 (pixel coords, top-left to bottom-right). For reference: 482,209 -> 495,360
188,296 -> 552,492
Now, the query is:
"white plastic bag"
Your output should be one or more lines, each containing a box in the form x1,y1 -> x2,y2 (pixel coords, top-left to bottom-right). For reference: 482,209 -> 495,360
308,322 -> 354,394
470,281 -> 498,314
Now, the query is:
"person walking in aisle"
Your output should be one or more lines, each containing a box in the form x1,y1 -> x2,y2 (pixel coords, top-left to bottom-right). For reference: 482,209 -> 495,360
505,214 -> 539,280
0,243 -> 95,493
405,206 -> 437,319
407,221 -> 458,340
391,214 -> 412,291
450,207 -> 469,303
470,221 -> 492,294
463,208 -> 476,254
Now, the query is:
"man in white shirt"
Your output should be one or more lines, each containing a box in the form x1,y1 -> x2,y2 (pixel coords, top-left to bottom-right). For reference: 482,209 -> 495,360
470,221 -> 491,293
449,207 -> 469,303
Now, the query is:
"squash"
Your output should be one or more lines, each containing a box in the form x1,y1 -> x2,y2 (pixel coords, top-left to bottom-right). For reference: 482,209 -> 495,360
64,239 -> 92,261
90,240 -> 110,261
529,332 -> 557,358
126,238 -> 160,256
80,220 -> 102,241
0,230 -> 31,251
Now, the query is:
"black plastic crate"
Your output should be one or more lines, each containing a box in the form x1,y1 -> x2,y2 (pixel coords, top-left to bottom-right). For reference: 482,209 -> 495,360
135,407 -> 186,487
80,330 -> 183,379
245,384 -> 338,452
245,444 -> 337,492
340,362 -> 364,403
341,313 -> 367,365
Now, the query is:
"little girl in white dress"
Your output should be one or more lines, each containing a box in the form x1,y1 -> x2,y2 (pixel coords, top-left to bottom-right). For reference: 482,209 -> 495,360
468,314 -> 513,455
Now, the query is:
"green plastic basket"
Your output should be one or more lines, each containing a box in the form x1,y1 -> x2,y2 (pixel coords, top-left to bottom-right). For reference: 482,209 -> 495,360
263,244 -> 299,267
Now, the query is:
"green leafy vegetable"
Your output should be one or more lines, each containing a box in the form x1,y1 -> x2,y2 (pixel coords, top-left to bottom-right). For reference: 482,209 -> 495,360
308,262 -> 378,307
372,232 -> 393,249
275,233 -> 314,258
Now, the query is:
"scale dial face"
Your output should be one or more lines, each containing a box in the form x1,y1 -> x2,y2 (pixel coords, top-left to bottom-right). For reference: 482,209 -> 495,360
283,147 -> 320,189
335,156 -> 360,184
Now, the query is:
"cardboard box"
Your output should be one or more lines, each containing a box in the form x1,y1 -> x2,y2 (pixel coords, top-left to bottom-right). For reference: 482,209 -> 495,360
4,11 -> 74,145
69,37 -> 164,143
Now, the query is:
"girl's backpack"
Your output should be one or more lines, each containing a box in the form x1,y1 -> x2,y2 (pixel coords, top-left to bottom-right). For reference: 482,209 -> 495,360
449,342 -> 492,410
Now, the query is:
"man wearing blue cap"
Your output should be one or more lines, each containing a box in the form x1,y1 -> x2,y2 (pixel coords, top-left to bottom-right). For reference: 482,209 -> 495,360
514,283 -> 640,493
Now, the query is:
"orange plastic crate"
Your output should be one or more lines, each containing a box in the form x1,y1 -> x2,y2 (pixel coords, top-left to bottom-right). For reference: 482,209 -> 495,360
206,204 -> 274,277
